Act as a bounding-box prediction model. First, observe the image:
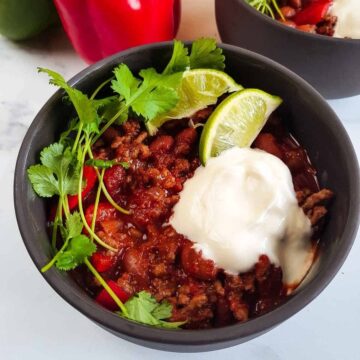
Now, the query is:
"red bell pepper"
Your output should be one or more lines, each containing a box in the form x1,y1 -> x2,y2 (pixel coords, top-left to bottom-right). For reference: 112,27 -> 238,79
68,165 -> 97,210
293,1 -> 332,26
95,280 -> 130,310
53,0 -> 181,63
85,202 -> 118,227
91,252 -> 115,272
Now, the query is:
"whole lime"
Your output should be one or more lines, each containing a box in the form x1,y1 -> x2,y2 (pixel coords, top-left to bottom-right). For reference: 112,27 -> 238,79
0,0 -> 58,40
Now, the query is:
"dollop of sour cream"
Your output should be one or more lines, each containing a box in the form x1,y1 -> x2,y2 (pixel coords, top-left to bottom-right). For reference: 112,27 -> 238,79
170,147 -> 314,286
332,0 -> 360,39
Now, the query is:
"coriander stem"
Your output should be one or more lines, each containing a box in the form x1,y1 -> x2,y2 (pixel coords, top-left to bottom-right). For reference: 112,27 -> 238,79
90,78 -> 113,100
62,194 -> 71,219
271,0 -> 285,20
90,168 -> 105,240
41,237 -> 70,273
78,139 -> 116,251
84,258 -> 128,316
86,147 -> 130,215
101,182 -> 131,215
72,123 -> 84,154
51,197 -> 63,249
92,105 -> 128,144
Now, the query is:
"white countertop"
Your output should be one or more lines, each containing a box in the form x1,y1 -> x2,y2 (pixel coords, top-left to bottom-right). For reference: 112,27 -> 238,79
1,1 -> 359,358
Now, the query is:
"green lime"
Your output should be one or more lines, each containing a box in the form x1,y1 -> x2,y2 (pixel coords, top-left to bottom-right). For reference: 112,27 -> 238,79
199,89 -> 282,165
0,0 -> 58,41
146,69 -> 242,135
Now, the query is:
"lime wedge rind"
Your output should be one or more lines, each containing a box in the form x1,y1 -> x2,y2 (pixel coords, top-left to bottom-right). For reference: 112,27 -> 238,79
199,88 -> 283,165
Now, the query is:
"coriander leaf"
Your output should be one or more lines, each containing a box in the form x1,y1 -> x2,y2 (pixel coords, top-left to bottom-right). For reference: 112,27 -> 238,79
27,143 -> 80,199
41,144 -> 79,196
121,291 -> 185,329
40,142 -> 64,171
56,235 -> 96,271
157,72 -> 183,90
111,66 -> 181,121
93,95 -> 119,110
96,96 -> 128,125
27,165 -> 59,197
163,40 -> 190,75
85,159 -> 130,169
156,319 -> 187,329
38,68 -> 99,135
189,38 -> 225,70
138,68 -> 182,90
125,291 -> 158,319
59,118 -> 79,147
65,211 -> 83,239
138,68 -> 160,88
132,85 -> 178,121
40,144 -> 75,186
111,64 -> 140,103
151,300 -> 172,320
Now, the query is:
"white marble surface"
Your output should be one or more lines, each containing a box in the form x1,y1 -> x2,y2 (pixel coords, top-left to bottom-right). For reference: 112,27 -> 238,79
1,2 -> 360,359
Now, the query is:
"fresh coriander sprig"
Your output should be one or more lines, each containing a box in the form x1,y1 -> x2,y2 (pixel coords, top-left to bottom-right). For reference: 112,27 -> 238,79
28,38 -> 224,328
93,37 -> 225,142
119,291 -> 185,329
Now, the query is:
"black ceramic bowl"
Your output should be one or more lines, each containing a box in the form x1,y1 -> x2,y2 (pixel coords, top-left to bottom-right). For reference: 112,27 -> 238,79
215,0 -> 360,99
14,42 -> 359,352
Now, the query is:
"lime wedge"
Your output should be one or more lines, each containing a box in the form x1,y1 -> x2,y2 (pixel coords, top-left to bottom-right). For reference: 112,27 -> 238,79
199,89 -> 282,165
146,69 -> 242,135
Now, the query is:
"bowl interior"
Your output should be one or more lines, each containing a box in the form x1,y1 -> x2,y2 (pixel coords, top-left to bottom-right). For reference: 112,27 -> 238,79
14,43 -> 359,351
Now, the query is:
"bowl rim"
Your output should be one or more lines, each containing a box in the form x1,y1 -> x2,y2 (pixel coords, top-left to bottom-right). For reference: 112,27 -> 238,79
14,41 -> 360,347
235,0 -> 360,44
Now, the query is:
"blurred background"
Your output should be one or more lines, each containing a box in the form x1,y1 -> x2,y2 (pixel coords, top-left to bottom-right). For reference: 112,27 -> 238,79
0,0 -> 219,63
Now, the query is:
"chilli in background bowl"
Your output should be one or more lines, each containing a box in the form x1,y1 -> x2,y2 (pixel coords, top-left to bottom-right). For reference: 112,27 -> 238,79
215,0 -> 360,99
14,42 -> 359,352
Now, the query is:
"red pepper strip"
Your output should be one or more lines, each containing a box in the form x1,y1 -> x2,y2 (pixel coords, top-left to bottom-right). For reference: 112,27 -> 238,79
91,252 -> 115,272
95,280 -> 130,310
85,202 -> 118,227
293,1 -> 332,26
68,165 -> 97,210
53,0 -> 180,64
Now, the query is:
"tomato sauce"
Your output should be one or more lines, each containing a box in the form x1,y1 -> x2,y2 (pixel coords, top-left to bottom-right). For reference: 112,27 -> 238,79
70,112 -> 331,328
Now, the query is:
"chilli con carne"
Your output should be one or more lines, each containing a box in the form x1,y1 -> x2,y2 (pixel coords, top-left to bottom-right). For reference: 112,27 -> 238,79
27,39 -> 333,329
73,112 -> 332,329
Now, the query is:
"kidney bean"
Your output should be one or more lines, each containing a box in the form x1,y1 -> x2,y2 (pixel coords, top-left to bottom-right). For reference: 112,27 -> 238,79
283,149 -> 307,173
104,165 -> 126,199
181,243 -> 218,281
253,133 -> 283,159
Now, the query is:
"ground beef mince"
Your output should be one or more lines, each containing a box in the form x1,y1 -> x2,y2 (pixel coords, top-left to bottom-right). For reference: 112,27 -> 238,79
76,112 -> 333,329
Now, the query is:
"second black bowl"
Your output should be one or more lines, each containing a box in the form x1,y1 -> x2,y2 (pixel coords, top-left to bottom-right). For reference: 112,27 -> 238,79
215,0 -> 360,99
14,42 -> 359,352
